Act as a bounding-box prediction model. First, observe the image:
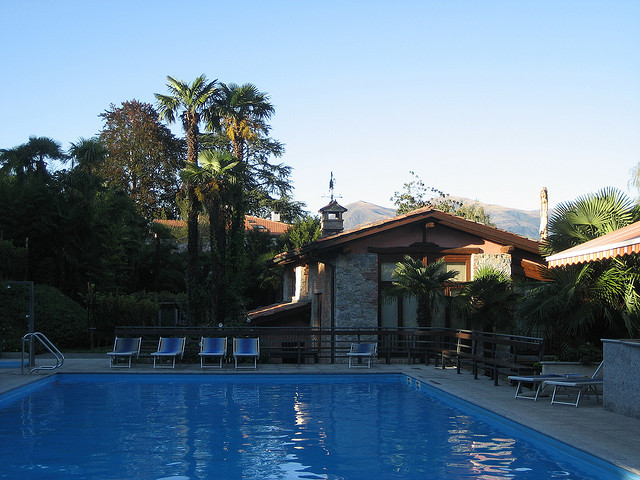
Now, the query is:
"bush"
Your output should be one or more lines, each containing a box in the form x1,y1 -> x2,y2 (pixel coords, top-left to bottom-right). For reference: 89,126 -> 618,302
557,342 -> 603,365
91,291 -> 186,347
0,283 -> 87,352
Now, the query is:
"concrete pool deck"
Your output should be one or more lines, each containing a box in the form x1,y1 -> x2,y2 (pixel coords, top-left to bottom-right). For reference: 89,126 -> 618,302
1,355 -> 639,477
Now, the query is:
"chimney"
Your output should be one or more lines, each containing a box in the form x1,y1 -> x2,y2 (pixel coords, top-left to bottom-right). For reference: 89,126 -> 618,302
539,187 -> 549,240
319,200 -> 348,238
270,212 -> 281,222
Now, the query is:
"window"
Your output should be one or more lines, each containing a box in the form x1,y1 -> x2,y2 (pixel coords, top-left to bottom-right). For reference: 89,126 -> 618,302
440,255 -> 470,283
379,257 -> 418,328
378,254 -> 470,329
445,262 -> 467,282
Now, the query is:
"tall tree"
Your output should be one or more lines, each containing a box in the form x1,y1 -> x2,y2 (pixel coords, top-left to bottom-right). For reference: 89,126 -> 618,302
213,83 -> 275,163
155,75 -> 220,322
0,136 -> 66,177
201,133 -> 304,221
68,137 -> 108,175
391,171 -> 493,225
280,215 -> 321,251
205,83 -> 277,321
98,101 -> 183,219
181,150 -> 240,323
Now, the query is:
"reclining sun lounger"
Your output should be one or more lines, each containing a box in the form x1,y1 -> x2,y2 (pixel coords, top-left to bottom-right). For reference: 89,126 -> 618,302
233,337 -> 259,370
507,373 -> 586,401
151,337 -> 186,369
509,360 -> 603,402
347,342 -> 377,368
545,361 -> 604,407
107,337 -> 142,368
199,337 -> 227,368
546,378 -> 603,407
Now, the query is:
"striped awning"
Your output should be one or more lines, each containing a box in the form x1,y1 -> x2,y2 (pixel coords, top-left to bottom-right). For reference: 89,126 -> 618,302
546,221 -> 640,268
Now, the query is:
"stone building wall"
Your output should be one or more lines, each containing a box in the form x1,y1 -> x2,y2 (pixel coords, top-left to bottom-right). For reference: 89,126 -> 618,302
471,253 -> 512,278
281,268 -> 294,302
293,265 -> 309,301
309,261 -> 333,329
334,253 -> 378,329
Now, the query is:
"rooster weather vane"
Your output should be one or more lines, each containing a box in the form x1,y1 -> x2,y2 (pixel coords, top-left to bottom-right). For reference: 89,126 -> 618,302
325,172 -> 342,203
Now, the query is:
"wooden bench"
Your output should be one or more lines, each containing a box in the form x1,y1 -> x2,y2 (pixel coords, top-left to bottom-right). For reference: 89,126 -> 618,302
432,330 -> 544,386
469,332 -> 544,385
434,331 -> 473,371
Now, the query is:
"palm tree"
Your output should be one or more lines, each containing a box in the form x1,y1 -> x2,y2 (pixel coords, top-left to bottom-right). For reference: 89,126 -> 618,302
213,83 -> 274,163
0,136 -> 65,177
68,137 -> 108,174
517,262 -> 638,343
544,187 -> 636,255
155,75 -> 220,321
458,266 -> 519,333
180,150 -> 240,323
519,187 -> 640,350
384,255 -> 459,327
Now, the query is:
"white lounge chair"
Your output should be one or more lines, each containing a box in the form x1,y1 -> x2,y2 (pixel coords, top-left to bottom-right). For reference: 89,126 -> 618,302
199,337 -> 227,368
233,338 -> 259,370
508,373 -> 587,401
546,361 -> 604,407
347,342 -> 377,368
107,337 -> 141,368
151,337 -> 186,369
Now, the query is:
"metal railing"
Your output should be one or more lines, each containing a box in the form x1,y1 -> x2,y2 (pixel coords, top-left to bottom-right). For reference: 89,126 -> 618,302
114,326 -> 544,368
21,332 -> 64,374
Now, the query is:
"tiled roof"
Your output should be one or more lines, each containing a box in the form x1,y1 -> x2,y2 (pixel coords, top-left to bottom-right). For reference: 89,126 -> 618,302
154,216 -> 291,236
244,215 -> 290,235
272,206 -> 541,265
247,300 -> 311,323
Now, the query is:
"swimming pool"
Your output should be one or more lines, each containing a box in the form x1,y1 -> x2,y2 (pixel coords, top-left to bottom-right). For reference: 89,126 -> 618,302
0,374 -> 636,480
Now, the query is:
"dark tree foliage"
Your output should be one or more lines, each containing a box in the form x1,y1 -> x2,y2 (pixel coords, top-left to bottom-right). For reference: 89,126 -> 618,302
99,100 -> 185,220
280,215 -> 321,251
391,171 -> 493,225
0,136 -> 66,178
0,142 -> 186,302
201,133 -> 306,222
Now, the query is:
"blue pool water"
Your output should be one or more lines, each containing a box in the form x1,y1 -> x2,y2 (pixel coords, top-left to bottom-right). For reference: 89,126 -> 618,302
0,374 -> 635,480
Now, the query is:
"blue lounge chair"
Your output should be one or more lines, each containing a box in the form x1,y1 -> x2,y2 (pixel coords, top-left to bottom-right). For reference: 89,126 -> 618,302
107,337 -> 142,368
233,337 -> 259,370
546,361 -> 604,407
151,337 -> 186,369
347,342 -> 377,368
199,337 -> 227,368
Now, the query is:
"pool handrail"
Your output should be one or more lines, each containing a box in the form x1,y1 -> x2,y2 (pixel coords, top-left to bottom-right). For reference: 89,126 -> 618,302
21,332 -> 64,374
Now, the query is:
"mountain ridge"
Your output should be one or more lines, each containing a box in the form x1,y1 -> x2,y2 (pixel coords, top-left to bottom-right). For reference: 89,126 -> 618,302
342,199 -> 541,240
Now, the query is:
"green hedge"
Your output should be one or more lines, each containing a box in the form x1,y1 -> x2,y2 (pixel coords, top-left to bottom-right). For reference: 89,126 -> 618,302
90,291 -> 186,347
0,283 -> 86,352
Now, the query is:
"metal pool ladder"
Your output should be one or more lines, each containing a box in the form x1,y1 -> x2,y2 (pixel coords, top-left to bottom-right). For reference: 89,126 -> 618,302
21,332 -> 64,374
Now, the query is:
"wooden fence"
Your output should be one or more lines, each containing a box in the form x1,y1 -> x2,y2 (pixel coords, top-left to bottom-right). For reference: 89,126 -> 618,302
115,326 -> 545,376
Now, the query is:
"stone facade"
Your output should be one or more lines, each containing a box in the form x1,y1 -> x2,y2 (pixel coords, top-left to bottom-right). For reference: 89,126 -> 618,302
334,253 -> 378,329
471,253 -> 512,277
602,339 -> 640,420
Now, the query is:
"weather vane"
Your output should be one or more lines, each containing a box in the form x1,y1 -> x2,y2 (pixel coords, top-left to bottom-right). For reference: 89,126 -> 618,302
324,171 -> 342,202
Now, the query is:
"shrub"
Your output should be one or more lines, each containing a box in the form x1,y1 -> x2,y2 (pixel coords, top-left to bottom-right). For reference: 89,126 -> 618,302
0,283 -> 86,352
557,342 -> 603,365
90,291 -> 186,347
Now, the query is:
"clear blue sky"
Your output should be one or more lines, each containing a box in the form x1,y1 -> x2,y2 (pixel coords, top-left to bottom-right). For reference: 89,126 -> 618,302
2,0 -> 639,214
